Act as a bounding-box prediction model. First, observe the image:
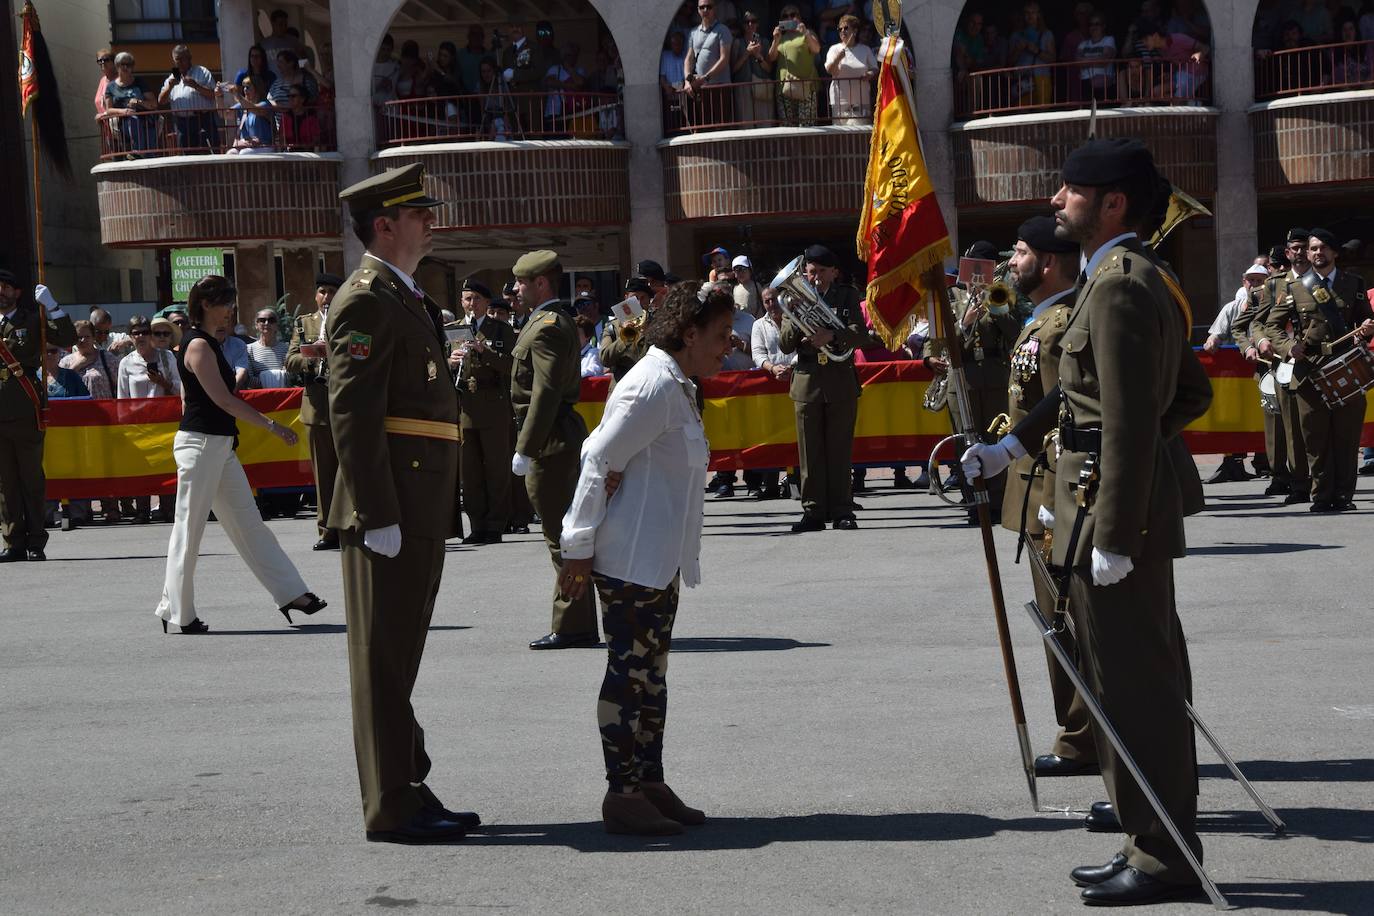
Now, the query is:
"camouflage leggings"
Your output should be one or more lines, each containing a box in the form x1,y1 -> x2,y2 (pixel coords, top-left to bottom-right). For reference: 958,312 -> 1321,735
595,574 -> 679,794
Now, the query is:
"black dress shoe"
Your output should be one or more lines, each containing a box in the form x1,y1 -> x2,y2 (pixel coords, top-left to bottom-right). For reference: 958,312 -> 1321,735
26,548 -> 46,561
1080,866 -> 1202,906
415,783 -> 482,829
312,538 -> 340,551
1335,499 -> 1358,512
1084,800 -> 1120,833
1071,853 -> 1128,887
713,483 -> 735,499
790,515 -> 825,533
506,523 -> 530,535
1263,479 -> 1291,496
460,532 -> 485,545
1204,457 -> 1253,484
1034,753 -> 1100,777
529,631 -> 599,650
833,516 -> 858,530
479,531 -> 504,543
1282,490 -> 1311,505
0,547 -> 27,563
1309,500 -> 1336,513
365,808 -> 467,845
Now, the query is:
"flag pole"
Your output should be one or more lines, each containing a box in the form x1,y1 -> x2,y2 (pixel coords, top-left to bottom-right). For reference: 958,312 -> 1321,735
30,116 -> 44,284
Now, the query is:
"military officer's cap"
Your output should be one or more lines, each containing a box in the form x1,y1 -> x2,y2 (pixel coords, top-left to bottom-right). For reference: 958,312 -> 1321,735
461,278 -> 494,300
1061,138 -> 1157,186
512,249 -> 561,278
1286,226 -> 1310,243
316,272 -> 344,290
625,277 -> 652,295
0,268 -> 16,285
339,163 -> 442,213
964,240 -> 1001,261
502,280 -> 517,297
1309,227 -> 1338,248
1018,216 -> 1078,255
634,259 -> 666,282
803,244 -> 838,267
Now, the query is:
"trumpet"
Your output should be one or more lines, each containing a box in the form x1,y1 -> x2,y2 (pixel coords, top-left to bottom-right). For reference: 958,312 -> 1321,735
617,315 -> 644,344
769,254 -> 853,363
983,280 -> 1014,310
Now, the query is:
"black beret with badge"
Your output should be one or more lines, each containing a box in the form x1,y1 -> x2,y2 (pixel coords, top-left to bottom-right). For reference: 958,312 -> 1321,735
338,162 -> 442,213
0,268 -> 16,286
316,272 -> 344,290
1018,215 -> 1079,256
1309,227 -> 1338,249
963,240 -> 1001,261
1061,137 -> 1158,187
634,260 -> 666,282
461,278 -> 494,300
803,244 -> 837,268
1286,226 -> 1310,243
625,277 -> 652,295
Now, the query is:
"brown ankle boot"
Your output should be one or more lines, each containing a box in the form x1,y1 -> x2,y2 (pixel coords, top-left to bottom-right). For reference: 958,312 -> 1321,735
641,783 -> 705,826
601,791 -> 683,836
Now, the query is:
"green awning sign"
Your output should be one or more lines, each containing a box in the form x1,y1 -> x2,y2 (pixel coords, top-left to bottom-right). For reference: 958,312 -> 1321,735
171,248 -> 224,302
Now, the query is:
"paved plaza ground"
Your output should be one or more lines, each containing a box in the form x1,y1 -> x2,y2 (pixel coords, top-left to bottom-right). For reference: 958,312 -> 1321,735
4,461 -> 1372,914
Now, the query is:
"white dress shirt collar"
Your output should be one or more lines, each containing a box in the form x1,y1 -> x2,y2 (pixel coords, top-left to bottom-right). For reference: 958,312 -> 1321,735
1081,231 -> 1138,281
1030,286 -> 1074,321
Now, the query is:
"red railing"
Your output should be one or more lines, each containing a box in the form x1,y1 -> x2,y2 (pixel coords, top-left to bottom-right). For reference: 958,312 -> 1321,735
1254,39 -> 1374,100
660,77 -> 874,136
98,104 -> 337,160
380,91 -> 622,145
955,57 -> 1211,118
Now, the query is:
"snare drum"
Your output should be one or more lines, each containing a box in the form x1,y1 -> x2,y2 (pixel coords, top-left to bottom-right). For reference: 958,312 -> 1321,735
1258,371 -> 1279,414
1310,346 -> 1374,409
1275,359 -> 1295,386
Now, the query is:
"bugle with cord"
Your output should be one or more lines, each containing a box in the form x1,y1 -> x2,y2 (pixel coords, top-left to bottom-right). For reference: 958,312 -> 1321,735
770,255 -> 854,363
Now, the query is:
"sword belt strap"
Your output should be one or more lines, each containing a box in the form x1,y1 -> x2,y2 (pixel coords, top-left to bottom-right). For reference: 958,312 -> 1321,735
0,339 -> 45,430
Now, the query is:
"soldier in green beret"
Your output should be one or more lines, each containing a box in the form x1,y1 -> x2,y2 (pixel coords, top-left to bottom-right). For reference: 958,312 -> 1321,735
328,163 -> 478,844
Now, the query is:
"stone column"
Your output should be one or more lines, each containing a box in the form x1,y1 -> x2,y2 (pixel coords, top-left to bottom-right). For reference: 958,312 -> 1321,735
234,243 -> 274,329
280,247 -> 317,314
621,73 -> 669,274
331,0 -> 375,270
1210,3 -> 1258,311
219,0 -> 254,90
908,2 -> 964,256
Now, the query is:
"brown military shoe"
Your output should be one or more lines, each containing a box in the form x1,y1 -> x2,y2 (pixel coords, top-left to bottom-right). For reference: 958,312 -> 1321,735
601,791 -> 683,836
642,782 -> 705,826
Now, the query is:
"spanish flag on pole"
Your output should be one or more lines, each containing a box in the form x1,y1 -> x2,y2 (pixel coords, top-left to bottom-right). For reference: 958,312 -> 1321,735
856,38 -> 953,349
18,1 -> 39,114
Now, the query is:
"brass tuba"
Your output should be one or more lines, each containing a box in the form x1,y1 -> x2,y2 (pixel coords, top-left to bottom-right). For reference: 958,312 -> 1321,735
769,254 -> 854,363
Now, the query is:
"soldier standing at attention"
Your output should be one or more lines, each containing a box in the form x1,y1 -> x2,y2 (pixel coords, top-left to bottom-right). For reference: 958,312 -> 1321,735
999,216 -> 1098,781
451,279 -> 516,544
510,250 -> 599,650
285,271 -> 343,551
1264,229 -> 1374,512
0,275 -> 76,562
1254,228 -> 1314,504
778,244 -> 870,533
964,139 -> 1213,906
328,164 -> 478,844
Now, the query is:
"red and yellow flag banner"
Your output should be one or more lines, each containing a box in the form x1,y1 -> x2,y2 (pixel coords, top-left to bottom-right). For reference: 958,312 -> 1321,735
42,353 -> 1374,499
857,38 -> 954,350
18,1 -> 39,115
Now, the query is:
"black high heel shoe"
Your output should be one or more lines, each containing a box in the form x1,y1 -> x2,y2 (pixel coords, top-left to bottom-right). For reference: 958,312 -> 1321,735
161,618 -> 209,634
278,592 -> 328,625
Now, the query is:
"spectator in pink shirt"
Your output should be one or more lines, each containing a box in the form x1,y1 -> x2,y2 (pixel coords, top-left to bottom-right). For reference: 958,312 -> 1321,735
1139,20 -> 1209,102
94,47 -> 116,115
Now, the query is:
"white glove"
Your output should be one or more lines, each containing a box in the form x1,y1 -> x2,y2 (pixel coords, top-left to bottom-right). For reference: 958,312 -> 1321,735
363,524 -> 402,558
961,434 -> 1025,480
511,452 -> 532,476
34,284 -> 63,318
1037,504 -> 1055,530
1090,547 -> 1134,587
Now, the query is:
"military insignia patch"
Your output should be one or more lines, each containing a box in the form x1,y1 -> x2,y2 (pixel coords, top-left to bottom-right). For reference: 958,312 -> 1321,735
427,360 -> 437,381
348,332 -> 373,360
1313,287 -> 1331,304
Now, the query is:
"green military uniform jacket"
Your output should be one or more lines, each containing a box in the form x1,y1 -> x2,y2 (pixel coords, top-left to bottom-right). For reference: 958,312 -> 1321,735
285,310 -> 329,427
0,303 -> 76,420
1262,268 -> 1372,388
599,317 -> 648,381
325,255 -> 459,539
922,288 -> 1022,387
778,282 -> 871,403
1013,239 -> 1212,568
511,300 -> 587,458
1000,291 -> 1074,536
457,315 -> 516,429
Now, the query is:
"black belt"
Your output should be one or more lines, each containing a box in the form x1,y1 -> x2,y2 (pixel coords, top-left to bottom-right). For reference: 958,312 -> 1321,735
1058,424 -> 1102,453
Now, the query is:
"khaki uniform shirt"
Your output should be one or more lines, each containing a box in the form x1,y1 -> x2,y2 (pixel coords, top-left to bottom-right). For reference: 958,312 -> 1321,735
511,300 -> 587,458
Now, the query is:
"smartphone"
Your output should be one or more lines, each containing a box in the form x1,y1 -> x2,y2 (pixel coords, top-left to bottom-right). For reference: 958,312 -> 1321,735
779,19 -> 799,31
170,67 -> 182,80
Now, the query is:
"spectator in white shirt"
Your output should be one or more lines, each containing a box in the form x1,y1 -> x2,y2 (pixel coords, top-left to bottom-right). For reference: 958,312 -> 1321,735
750,285 -> 796,378
157,45 -> 219,152
118,316 -> 182,523
576,315 -> 606,378
259,9 -> 296,59
558,283 -> 735,837
731,255 -> 764,317
247,308 -> 291,387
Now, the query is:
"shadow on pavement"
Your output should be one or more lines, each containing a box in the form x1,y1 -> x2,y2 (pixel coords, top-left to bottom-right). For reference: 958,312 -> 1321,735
670,637 -> 829,652
1187,542 -> 1339,556
1221,880 -> 1374,914
1198,807 -> 1373,844
204,624 -> 472,636
1200,759 -> 1374,783
50,553 -> 226,561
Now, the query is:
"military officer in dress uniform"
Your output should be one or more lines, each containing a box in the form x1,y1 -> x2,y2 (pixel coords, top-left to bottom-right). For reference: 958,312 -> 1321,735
451,278 -> 516,543
779,244 -> 872,532
965,139 -> 1213,906
1264,228 -> 1374,511
0,274 -> 75,562
1254,229 -> 1314,504
600,277 -> 654,382
327,164 -> 477,844
285,271 -> 343,550
999,216 -> 1099,780
509,249 -> 599,650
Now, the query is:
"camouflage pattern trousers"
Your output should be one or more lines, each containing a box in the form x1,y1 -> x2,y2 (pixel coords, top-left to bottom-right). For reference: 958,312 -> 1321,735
595,573 -> 680,794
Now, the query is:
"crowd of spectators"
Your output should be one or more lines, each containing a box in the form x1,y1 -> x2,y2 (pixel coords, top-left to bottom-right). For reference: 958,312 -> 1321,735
95,9 -> 335,158
953,0 -> 1212,111
1254,0 -> 1374,93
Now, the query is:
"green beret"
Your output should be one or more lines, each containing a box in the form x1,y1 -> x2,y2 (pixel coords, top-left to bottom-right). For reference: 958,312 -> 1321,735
512,249 -> 560,278
339,163 -> 441,213
1061,138 -> 1157,187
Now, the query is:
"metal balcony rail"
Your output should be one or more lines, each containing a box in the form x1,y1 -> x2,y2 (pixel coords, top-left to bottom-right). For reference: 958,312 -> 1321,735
98,104 -> 337,160
380,91 -> 623,145
1254,39 -> 1374,101
954,57 -> 1211,118
660,77 -> 875,136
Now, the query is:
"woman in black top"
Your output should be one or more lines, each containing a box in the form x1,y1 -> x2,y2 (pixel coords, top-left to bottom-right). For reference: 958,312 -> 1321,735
154,275 -> 326,634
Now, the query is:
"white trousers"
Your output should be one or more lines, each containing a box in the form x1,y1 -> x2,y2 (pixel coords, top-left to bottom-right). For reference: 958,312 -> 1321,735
155,430 -> 309,626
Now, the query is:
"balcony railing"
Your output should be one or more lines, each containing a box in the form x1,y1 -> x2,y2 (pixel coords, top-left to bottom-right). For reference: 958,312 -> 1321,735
660,77 -> 874,137
954,58 -> 1211,118
1254,39 -> 1374,101
98,104 -> 337,160
380,91 -> 623,146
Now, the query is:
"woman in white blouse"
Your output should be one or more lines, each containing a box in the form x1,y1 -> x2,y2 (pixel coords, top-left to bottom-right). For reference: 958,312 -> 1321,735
559,282 -> 735,837
824,14 -> 877,125
117,315 -> 182,399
